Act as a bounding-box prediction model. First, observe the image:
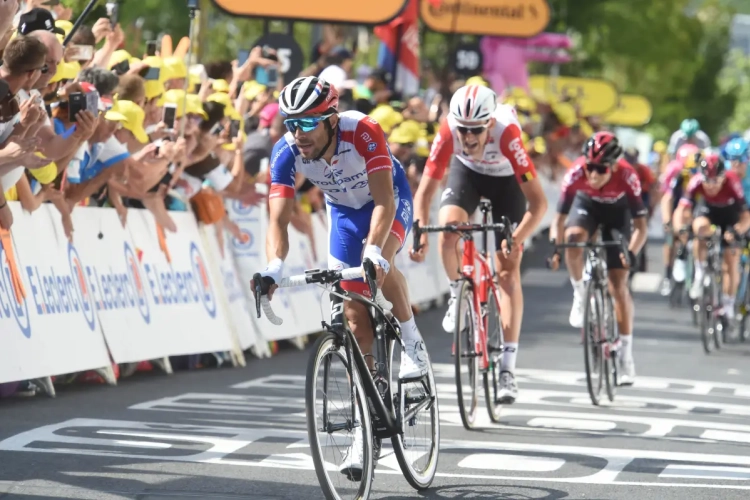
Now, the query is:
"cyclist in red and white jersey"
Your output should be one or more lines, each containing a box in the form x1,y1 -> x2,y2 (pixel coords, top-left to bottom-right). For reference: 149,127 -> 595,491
549,132 -> 648,385
410,85 -> 548,403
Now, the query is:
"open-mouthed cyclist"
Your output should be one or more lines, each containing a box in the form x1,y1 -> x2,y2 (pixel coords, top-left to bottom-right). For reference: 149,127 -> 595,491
252,76 -> 430,479
549,132 -> 648,385
673,153 -> 750,325
410,84 -> 548,404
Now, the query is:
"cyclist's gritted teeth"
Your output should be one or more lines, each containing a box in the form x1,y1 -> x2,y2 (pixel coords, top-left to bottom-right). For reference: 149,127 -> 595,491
296,139 -> 315,156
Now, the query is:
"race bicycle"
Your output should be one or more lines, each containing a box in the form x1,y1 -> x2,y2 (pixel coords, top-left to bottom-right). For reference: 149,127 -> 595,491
412,201 -> 512,430
253,260 -> 439,500
694,227 -> 727,353
552,228 -> 629,406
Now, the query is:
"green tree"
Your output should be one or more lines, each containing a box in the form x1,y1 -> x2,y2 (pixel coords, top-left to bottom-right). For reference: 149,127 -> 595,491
719,50 -> 750,132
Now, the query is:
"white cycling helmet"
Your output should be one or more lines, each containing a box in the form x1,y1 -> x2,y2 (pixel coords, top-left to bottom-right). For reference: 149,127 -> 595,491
450,85 -> 497,124
278,76 -> 339,117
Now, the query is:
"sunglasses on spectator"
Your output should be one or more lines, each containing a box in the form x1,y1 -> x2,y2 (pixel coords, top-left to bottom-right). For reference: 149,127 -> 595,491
284,114 -> 332,133
456,123 -> 490,136
585,163 -> 611,174
28,64 -> 49,74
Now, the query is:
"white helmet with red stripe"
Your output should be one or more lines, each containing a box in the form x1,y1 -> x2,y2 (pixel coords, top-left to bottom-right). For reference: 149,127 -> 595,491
449,85 -> 497,124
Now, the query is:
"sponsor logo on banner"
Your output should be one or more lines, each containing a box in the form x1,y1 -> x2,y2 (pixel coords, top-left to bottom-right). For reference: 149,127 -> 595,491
230,200 -> 255,217
124,243 -> 151,324
0,247 -> 31,338
190,243 -> 217,318
68,244 -> 97,331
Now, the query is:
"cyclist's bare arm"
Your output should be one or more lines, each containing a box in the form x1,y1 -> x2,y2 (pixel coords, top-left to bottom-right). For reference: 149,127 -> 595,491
415,120 -> 453,228
413,175 -> 440,228
737,210 -> 750,234
549,212 -> 567,244
660,192 -> 674,225
515,179 -> 547,243
267,197 -> 294,262
630,216 -> 648,254
673,203 -> 691,230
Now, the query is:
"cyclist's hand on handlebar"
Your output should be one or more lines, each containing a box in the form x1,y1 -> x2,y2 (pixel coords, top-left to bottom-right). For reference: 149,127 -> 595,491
363,245 -> 390,287
409,233 -> 429,263
547,250 -> 561,271
619,250 -> 636,269
251,276 -> 278,300
252,259 -> 283,300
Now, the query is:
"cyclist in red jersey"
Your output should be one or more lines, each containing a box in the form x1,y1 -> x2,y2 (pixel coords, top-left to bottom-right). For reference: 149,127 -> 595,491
410,85 -> 548,404
673,153 -> 750,322
549,132 -> 648,385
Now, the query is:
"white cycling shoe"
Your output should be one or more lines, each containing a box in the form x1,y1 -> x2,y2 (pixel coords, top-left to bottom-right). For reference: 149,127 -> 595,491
339,427 -> 364,481
618,356 -> 636,386
442,297 -> 456,332
399,339 -> 430,379
569,294 -> 584,329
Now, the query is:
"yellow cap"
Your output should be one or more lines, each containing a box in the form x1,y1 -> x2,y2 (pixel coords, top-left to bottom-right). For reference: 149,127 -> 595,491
514,96 -> 536,112
243,80 -> 268,101
415,138 -> 430,158
207,92 -> 241,120
389,120 -> 421,144
108,50 -> 139,70
368,104 -> 402,134
653,140 -> 667,154
466,76 -> 490,87
509,87 -> 529,98
49,61 -> 80,84
28,161 -> 59,185
162,56 -> 187,81
110,100 -> 148,143
160,89 -> 208,119
551,102 -> 577,126
532,137 -> 547,155
211,79 -> 230,94
55,20 -> 74,37
144,79 -> 165,100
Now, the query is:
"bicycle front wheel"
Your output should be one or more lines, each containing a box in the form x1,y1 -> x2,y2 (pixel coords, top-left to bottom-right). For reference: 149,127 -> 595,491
700,277 -> 715,354
583,281 -> 605,406
482,287 -> 504,422
306,333 -> 374,500
453,279 -> 479,430
603,292 -> 617,402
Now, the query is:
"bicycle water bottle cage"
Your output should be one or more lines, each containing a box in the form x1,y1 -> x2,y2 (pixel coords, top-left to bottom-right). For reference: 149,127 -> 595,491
479,200 -> 492,213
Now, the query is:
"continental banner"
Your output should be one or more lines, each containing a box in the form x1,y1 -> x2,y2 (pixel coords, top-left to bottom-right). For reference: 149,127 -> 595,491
605,95 -> 653,127
211,0 -> 408,24
421,0 -> 550,38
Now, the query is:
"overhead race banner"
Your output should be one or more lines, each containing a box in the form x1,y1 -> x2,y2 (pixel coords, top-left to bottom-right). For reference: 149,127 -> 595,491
605,94 -> 653,127
529,75 -> 619,116
211,0 -> 408,24
421,0 -> 550,38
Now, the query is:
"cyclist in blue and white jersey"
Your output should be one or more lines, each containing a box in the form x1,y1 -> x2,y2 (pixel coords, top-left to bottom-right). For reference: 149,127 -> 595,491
723,137 -> 750,201
251,76 -> 431,479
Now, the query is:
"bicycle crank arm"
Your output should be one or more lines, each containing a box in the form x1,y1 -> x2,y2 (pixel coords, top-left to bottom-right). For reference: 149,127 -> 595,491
326,421 -> 358,433
403,394 -> 434,424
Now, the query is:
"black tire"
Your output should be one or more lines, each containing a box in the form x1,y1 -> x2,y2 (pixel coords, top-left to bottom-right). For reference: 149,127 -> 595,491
714,274 -> 724,350
483,288 -> 504,423
700,279 -> 715,354
604,293 -> 617,402
305,333 -> 374,500
453,279 -> 479,430
583,281 -> 605,406
669,281 -> 683,308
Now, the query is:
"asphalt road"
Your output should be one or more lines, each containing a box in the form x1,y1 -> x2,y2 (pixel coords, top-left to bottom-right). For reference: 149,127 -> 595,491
2,240 -> 750,499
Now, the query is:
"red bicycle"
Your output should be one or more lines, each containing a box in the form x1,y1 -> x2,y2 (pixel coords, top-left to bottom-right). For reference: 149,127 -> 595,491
412,201 -> 512,430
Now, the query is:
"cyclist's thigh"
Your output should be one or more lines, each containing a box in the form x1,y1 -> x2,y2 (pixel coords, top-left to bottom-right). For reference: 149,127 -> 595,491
476,174 -> 526,252
385,175 -> 414,260
439,158 -> 480,223
328,203 -> 370,296
601,206 -> 632,270
564,195 -> 598,238
711,205 -> 740,250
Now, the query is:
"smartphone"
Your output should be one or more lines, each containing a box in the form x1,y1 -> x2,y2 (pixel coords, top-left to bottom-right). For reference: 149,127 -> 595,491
106,2 -> 119,27
162,104 -> 177,131
146,41 -> 157,57
229,120 -> 240,139
69,45 -> 94,61
85,90 -> 100,114
254,66 -> 270,86
0,79 -> 9,101
210,122 -> 224,136
140,66 -> 161,81
68,92 -> 86,122
111,59 -> 130,76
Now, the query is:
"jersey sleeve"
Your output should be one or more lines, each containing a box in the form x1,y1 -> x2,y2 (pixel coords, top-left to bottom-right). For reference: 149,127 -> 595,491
557,163 -> 584,214
269,139 -> 297,199
352,116 -> 393,175
498,122 -> 538,184
667,130 -> 684,156
623,167 -> 647,217
424,119 -> 454,181
727,171 -> 747,209
679,175 -> 701,207
697,130 -> 712,149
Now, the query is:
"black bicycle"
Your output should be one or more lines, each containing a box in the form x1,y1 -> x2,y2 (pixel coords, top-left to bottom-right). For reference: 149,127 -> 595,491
696,228 -> 726,353
253,260 -> 439,500
552,229 -> 629,406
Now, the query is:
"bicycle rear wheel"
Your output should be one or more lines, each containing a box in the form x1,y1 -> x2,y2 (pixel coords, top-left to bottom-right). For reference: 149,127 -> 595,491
583,281 -> 605,406
700,277 -> 715,354
603,292 -> 617,402
482,287 -> 504,422
306,332 -> 374,500
453,279 -> 479,430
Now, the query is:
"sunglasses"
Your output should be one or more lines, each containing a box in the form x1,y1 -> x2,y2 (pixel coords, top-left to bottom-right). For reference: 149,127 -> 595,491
456,123 -> 489,136
585,163 -> 610,174
703,173 -> 725,184
284,114 -> 332,134
29,64 -> 49,74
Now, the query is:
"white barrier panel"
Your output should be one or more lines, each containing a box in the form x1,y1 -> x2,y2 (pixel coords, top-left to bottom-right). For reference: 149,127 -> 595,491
199,223 -> 259,351
0,203 -> 111,384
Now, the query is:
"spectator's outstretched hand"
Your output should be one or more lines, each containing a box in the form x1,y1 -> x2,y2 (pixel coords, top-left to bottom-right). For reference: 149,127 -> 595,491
72,111 -> 98,141
0,0 -> 19,42
132,143 -> 159,163
92,18 -> 113,44
21,153 -> 52,171
0,137 -> 40,164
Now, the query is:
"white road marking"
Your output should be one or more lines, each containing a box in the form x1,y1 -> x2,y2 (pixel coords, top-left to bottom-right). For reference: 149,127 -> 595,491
458,453 -> 565,472
527,417 -> 617,431
660,464 -> 750,481
631,272 -> 663,293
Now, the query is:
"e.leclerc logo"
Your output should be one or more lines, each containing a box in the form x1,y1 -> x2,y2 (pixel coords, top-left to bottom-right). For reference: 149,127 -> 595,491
68,243 -> 97,331
0,246 -> 31,338
124,242 -> 150,324
190,242 -> 217,318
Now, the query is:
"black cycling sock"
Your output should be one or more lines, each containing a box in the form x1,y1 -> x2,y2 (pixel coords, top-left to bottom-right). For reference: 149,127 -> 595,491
664,264 -> 671,279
